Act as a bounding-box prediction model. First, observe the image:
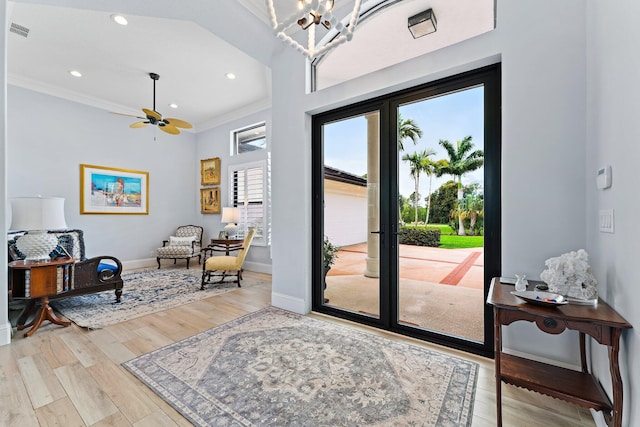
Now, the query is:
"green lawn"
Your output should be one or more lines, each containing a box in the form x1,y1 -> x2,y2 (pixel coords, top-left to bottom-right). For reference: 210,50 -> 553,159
427,224 -> 484,249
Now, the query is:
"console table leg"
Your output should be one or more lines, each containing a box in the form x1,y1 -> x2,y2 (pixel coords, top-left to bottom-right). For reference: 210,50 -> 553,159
24,297 -> 71,337
494,309 -> 503,426
609,328 -> 623,427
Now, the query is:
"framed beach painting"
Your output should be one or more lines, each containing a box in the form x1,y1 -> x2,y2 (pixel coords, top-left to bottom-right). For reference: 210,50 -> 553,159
200,187 -> 221,214
201,157 -> 221,185
80,164 -> 149,214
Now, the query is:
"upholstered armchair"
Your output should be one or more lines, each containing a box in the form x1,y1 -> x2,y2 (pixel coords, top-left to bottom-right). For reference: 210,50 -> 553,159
201,228 -> 255,289
156,225 -> 204,269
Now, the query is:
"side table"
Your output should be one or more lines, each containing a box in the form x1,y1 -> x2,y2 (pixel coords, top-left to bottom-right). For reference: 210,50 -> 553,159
9,258 -> 76,337
487,278 -> 632,426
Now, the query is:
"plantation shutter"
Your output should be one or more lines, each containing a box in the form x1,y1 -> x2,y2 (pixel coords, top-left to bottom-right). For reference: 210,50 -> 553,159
230,160 -> 269,246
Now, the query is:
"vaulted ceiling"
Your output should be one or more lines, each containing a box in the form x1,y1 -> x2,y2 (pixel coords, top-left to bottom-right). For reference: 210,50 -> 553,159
7,0 -> 493,131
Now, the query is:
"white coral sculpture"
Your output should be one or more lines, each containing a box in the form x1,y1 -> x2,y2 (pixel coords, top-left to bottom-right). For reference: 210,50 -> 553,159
540,249 -> 598,300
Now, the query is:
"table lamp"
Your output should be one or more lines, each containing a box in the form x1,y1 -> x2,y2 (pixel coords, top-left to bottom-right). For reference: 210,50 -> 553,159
10,196 -> 68,261
221,207 -> 240,238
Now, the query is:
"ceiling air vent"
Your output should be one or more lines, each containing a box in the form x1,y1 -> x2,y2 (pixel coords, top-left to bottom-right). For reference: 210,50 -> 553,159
10,22 -> 30,38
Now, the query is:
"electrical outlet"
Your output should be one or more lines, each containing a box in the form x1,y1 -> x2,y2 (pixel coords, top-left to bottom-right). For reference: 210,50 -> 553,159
599,209 -> 614,233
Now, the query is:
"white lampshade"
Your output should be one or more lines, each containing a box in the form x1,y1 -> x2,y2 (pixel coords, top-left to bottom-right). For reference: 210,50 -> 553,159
221,207 -> 240,224
221,207 -> 240,238
10,197 -> 68,231
10,197 -> 68,261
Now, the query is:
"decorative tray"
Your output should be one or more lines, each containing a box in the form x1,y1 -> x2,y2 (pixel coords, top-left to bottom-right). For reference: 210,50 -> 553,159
510,291 -> 569,306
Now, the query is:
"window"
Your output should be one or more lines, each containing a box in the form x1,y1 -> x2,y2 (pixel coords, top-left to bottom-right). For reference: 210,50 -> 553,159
232,122 -> 266,155
228,160 -> 270,246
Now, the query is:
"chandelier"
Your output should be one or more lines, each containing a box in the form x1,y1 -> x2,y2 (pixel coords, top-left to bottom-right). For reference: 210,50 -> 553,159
267,0 -> 362,61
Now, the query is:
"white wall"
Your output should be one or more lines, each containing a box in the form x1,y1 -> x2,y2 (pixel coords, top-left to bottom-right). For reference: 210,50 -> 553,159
195,109 -> 272,272
0,0 -> 11,345
586,1 -> 640,425
7,86 -> 198,264
324,180 -> 367,247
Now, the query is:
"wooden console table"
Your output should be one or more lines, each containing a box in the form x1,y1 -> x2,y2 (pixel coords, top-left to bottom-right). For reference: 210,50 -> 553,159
487,278 -> 631,427
9,258 -> 75,337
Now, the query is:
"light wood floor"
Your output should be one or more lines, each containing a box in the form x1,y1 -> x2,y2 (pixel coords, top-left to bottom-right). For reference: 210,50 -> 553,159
0,271 -> 596,426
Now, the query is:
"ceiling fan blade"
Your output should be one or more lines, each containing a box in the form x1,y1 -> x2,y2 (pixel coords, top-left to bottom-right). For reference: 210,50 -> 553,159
142,108 -> 162,120
111,112 -> 146,119
130,121 -> 150,128
159,123 -> 180,135
164,118 -> 193,129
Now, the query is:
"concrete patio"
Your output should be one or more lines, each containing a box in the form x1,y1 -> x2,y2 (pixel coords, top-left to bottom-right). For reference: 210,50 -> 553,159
324,243 -> 485,342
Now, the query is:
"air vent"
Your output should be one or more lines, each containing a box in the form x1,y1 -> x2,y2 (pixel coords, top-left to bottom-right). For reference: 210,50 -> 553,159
10,22 -> 30,38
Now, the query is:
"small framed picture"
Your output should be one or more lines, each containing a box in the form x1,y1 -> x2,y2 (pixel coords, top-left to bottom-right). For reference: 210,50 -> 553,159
201,157 -> 221,185
200,187 -> 220,214
218,231 -> 226,239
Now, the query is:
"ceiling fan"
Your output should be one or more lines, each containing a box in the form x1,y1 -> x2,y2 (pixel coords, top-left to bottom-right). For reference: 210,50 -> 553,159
115,72 -> 192,135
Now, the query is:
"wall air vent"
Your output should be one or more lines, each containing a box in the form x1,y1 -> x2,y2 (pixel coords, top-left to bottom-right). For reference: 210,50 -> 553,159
10,22 -> 30,38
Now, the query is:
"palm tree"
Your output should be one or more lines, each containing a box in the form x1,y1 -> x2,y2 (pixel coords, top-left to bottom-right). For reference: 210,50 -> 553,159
398,113 -> 423,151
421,157 -> 447,225
402,149 -> 436,224
437,136 -> 484,235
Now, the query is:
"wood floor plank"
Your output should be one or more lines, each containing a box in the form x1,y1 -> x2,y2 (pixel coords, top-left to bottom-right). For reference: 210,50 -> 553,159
38,332 -> 80,369
35,396 -> 85,427
133,411 -> 182,427
54,362 -> 119,425
87,360 -> 163,424
86,328 -> 138,364
0,373 -> 40,426
16,354 -> 66,409
58,330 -> 106,368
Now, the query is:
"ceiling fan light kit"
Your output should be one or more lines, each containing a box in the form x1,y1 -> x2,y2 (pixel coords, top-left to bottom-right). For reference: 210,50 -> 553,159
121,72 -> 192,135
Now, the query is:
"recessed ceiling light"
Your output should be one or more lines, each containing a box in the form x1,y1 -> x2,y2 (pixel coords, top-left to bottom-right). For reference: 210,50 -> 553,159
225,73 -> 236,80
69,70 -> 82,77
110,14 -> 128,26
168,103 -> 178,109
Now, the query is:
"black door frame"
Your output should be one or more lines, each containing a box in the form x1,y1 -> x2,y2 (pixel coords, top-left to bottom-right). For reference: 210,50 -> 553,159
312,64 -> 501,358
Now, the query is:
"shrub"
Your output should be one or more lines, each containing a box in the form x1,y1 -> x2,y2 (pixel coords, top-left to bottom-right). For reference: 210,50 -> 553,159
399,226 -> 441,247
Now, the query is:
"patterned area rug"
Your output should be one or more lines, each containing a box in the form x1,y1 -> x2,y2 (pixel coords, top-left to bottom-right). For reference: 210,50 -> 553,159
51,267 -> 259,329
123,307 -> 477,426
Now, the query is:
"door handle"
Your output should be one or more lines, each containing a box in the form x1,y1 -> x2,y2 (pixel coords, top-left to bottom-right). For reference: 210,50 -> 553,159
371,230 -> 383,234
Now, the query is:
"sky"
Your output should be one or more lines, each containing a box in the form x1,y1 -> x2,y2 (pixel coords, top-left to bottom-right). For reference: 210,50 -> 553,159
323,86 -> 484,201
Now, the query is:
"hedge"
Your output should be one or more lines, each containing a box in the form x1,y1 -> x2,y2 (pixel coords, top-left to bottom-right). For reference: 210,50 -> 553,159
398,226 -> 441,247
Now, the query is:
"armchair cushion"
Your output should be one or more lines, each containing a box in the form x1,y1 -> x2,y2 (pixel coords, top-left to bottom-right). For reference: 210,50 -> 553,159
205,255 -> 240,271
169,236 -> 196,246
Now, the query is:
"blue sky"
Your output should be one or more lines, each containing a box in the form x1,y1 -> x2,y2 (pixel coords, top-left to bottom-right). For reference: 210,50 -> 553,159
324,86 -> 484,200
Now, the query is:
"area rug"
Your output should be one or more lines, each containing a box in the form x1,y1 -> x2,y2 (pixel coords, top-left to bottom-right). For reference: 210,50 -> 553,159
123,306 -> 477,426
51,267 -> 259,329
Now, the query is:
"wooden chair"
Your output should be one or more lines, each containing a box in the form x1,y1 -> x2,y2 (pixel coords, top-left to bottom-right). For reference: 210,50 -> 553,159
201,228 -> 256,289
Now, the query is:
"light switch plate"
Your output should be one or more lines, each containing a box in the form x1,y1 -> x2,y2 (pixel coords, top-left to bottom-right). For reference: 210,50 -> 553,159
599,209 -> 614,233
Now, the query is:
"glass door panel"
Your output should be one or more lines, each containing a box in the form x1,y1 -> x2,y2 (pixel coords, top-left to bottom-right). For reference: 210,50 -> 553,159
396,87 -> 485,343
322,111 -> 380,319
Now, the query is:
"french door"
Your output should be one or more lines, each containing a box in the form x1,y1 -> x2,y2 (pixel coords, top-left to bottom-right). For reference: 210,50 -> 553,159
312,65 -> 500,357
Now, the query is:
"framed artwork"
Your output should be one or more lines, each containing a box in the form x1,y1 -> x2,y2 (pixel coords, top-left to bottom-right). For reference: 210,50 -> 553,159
200,187 -> 221,214
80,164 -> 149,214
201,157 -> 221,185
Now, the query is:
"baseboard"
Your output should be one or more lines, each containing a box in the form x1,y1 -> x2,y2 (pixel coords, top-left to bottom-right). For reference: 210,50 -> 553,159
122,258 -> 157,271
271,292 -> 307,315
243,261 -> 272,275
122,258 -> 272,274
0,320 -> 12,346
